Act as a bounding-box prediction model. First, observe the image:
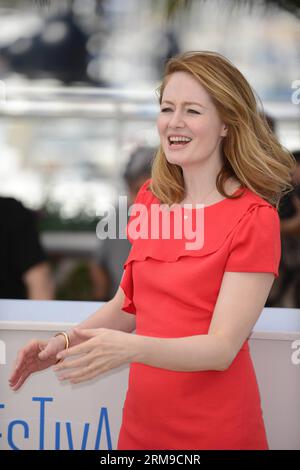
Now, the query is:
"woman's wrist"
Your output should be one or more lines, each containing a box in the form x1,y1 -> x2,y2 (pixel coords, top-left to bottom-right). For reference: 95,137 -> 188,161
65,328 -> 78,347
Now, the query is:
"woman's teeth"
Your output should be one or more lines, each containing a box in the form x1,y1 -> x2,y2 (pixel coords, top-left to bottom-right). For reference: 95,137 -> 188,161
168,136 -> 192,146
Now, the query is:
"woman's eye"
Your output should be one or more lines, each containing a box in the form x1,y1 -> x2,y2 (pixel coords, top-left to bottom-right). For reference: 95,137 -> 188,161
160,108 -> 201,114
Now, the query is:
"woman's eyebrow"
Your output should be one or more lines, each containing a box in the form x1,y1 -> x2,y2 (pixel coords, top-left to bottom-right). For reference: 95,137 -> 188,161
161,100 -> 207,108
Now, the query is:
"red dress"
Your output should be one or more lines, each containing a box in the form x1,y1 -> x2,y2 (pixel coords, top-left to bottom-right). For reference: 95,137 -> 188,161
117,178 -> 281,450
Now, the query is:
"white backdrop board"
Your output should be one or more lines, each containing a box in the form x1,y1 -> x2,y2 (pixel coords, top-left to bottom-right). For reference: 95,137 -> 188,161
0,300 -> 299,450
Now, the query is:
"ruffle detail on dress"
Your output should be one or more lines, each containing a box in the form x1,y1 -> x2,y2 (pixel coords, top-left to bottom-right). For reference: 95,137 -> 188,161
120,261 -> 136,315
124,200 -> 277,267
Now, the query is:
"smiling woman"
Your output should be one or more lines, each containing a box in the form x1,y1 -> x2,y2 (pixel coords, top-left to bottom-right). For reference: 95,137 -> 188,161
9,51 -> 295,451
116,51 -> 294,450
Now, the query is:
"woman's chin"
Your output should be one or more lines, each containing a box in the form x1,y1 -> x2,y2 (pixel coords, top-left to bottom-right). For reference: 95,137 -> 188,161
165,154 -> 189,167
164,151 -> 185,163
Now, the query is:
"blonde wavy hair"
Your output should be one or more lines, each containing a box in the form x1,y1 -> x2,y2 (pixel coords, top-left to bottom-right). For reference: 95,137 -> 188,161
150,51 -> 296,209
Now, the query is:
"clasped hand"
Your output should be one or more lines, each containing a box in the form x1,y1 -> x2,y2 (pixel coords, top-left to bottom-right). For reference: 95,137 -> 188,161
53,328 -> 136,384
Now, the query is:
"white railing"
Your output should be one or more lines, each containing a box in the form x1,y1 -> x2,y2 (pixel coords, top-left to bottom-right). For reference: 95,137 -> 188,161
0,300 -> 299,450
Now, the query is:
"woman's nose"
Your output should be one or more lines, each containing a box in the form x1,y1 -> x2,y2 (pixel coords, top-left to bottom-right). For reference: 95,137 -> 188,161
168,110 -> 185,127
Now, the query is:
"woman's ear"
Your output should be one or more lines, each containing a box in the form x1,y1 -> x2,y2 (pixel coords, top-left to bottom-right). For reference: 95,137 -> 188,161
221,124 -> 228,137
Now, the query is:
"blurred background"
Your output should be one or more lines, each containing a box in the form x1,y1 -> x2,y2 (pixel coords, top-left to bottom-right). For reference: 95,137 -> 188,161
0,0 -> 299,304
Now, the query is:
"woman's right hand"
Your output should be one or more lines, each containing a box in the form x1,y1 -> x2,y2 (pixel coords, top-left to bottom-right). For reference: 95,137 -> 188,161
8,334 -> 67,391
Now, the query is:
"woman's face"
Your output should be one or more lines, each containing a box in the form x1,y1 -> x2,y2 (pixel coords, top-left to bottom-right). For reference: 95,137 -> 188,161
157,71 -> 227,168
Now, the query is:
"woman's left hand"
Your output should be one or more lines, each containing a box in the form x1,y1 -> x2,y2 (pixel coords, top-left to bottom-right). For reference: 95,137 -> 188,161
52,328 -> 137,384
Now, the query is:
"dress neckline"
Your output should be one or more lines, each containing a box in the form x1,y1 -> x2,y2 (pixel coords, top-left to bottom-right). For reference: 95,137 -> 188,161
179,186 -> 245,210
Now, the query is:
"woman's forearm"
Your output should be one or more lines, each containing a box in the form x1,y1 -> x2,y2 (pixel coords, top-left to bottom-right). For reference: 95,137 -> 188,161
132,333 -> 232,372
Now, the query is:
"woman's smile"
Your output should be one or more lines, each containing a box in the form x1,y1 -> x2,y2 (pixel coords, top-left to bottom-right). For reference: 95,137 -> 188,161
167,136 -> 193,150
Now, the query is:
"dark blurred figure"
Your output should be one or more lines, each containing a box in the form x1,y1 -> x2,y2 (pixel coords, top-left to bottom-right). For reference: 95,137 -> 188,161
267,150 -> 300,307
0,13 -> 90,84
153,27 -> 180,78
0,197 -> 54,299
90,146 -> 155,301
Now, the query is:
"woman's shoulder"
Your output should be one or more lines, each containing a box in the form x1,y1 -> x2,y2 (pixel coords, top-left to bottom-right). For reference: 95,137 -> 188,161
132,178 -> 154,206
204,184 -> 279,247
235,186 -> 279,220
220,177 -> 277,212
220,186 -> 280,247
139,177 -> 152,192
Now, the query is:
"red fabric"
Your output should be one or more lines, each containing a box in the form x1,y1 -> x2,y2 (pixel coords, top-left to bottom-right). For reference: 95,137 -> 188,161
118,178 -> 280,450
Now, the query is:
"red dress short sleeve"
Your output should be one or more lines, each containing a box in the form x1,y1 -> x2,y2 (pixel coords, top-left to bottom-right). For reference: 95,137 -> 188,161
225,204 -> 281,278
119,178 -> 151,314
